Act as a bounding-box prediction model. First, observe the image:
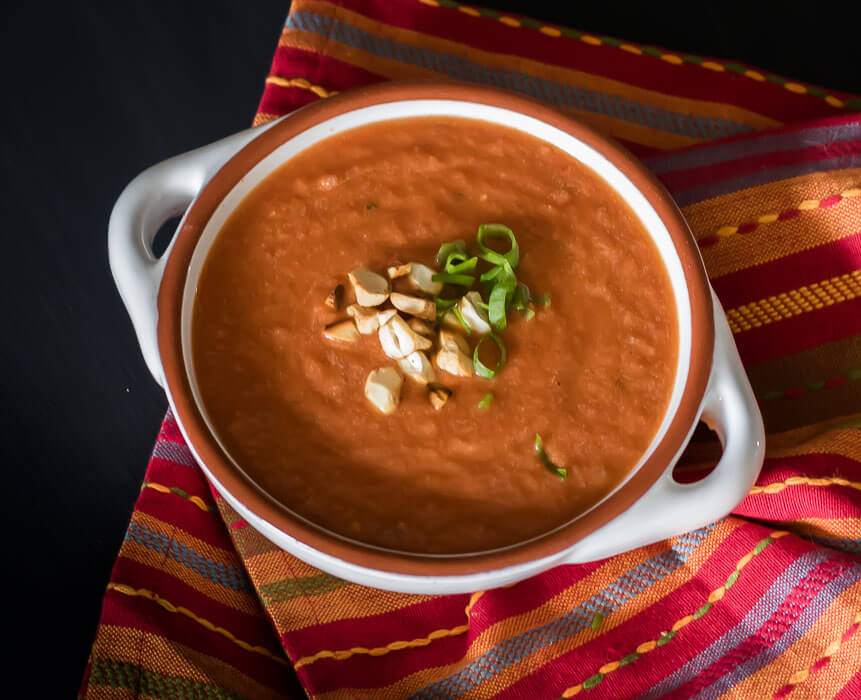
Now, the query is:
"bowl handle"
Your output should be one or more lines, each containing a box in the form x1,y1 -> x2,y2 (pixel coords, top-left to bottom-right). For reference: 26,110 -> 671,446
563,290 -> 765,563
108,122 -> 278,385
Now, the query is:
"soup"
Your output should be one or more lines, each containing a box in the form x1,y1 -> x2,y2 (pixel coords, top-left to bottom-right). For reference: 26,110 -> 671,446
192,117 -> 678,554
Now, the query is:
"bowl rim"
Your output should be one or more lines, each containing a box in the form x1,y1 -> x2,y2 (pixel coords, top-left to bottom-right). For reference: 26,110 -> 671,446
157,80 -> 714,576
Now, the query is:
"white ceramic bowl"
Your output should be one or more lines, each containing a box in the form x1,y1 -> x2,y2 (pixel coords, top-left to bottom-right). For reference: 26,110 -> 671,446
109,82 -> 764,594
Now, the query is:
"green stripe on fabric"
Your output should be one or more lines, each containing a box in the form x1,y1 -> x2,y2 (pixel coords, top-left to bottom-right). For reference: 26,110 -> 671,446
656,630 -> 677,647
847,98 -> 861,110
725,570 -> 740,589
478,8 -> 500,18
693,601 -> 712,620
90,658 -> 251,699
519,17 -> 541,29
724,63 -> 747,74
601,36 -> 622,47
640,46 -> 663,57
806,86 -> 826,98
559,27 -> 582,38
259,572 -> 350,604
583,673 -> 603,689
681,54 -> 702,64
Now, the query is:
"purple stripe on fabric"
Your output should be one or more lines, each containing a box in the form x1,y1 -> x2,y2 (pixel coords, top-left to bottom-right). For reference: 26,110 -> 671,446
152,439 -> 196,467
691,562 -> 861,700
669,153 -> 861,206
644,121 -> 861,175
639,549 -> 832,699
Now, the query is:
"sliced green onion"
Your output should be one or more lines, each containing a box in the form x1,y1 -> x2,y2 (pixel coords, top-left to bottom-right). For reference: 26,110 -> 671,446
365,202 -> 377,210
433,297 -> 458,310
521,307 -> 536,321
473,332 -> 506,379
480,265 -> 503,283
488,284 -> 508,331
451,305 -> 472,335
445,255 -> 478,275
432,272 -> 475,287
534,434 -> 568,479
478,393 -> 494,409
512,283 -> 531,310
436,240 -> 467,267
477,224 -> 519,268
532,293 -> 551,307
494,262 -> 517,299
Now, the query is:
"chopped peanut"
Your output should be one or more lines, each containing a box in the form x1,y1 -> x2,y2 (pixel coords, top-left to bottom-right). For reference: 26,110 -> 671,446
435,328 -> 473,376
457,291 -> 491,334
440,309 -> 464,333
439,328 -> 470,354
324,284 -> 344,310
387,263 -> 411,279
323,320 -> 360,343
428,384 -> 452,410
346,304 -> 381,334
379,314 -> 433,359
348,268 -> 390,307
390,293 -> 436,320
377,309 -> 397,326
397,351 -> 437,385
407,318 -> 435,338
364,367 -> 403,415
406,262 -> 443,295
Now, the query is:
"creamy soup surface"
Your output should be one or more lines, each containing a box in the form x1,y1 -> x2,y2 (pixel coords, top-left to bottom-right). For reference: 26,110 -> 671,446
192,117 -> 678,554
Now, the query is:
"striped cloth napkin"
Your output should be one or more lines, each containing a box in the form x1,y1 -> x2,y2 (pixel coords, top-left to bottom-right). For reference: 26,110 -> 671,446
81,1 -> 861,698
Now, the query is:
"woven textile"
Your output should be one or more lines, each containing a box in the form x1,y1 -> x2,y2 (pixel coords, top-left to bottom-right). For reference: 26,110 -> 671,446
80,1 -> 861,698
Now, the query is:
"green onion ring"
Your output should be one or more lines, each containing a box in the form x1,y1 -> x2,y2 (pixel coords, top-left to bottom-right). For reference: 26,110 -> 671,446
477,393 -> 494,409
488,284 -> 508,331
446,255 -> 478,275
534,434 -> 568,479
451,305 -> 472,335
477,224 -> 519,268
473,332 -> 506,379
432,272 -> 475,287
436,240 -> 467,267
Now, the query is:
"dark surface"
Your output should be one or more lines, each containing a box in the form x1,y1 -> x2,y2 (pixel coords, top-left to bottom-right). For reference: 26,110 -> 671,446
1,0 -> 857,695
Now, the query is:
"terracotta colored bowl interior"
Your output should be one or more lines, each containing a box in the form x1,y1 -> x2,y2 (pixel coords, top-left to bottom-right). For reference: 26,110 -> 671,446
157,81 -> 713,577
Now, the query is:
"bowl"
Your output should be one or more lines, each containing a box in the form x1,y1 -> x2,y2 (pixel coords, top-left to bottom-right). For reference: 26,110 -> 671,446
109,81 -> 764,594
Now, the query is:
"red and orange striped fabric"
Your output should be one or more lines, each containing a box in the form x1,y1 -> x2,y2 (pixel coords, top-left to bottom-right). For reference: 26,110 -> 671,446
80,1 -> 861,698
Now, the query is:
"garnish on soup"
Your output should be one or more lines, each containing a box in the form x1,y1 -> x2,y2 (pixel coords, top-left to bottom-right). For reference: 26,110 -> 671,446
322,224 -> 547,416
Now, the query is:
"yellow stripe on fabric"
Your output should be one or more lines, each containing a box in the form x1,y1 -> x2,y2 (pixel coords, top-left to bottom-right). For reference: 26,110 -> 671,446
727,581 -> 861,699
324,521 -> 739,700
765,417 -> 861,460
682,168 -> 861,278
244,549 -> 433,626
283,0 -> 779,143
725,270 -> 861,334
264,75 -> 338,97
119,542 -> 259,616
558,531 -> 788,698
89,625 -> 285,700
775,517 -> 861,542
410,0 -> 856,111
709,186 -> 861,242
141,481 -> 213,512
293,590 -> 485,669
750,475 -> 861,496
105,583 -> 289,667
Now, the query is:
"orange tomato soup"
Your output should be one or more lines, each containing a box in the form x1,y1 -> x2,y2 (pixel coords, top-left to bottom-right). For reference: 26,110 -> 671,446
192,117 -> 678,554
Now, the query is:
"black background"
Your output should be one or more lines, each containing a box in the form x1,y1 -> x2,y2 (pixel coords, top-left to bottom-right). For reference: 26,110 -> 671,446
1,1 -> 857,695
